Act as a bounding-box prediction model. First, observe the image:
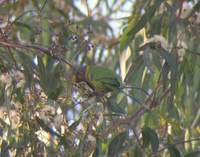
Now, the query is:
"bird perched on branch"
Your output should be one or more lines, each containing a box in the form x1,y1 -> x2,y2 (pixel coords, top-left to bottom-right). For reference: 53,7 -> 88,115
73,65 -> 144,106
73,65 -> 122,96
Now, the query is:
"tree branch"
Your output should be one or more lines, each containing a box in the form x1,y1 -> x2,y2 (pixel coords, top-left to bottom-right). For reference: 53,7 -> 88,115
0,40 -> 75,70
150,137 -> 200,157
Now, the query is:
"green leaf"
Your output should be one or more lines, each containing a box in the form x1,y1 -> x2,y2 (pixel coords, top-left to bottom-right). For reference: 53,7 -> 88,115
37,56 -> 46,85
42,19 -> 50,45
193,1 -> 200,12
159,49 -> 178,106
14,22 -> 33,31
124,55 -> 144,83
184,128 -> 191,151
142,127 -> 159,152
107,101 -> 125,115
0,84 -> 5,104
167,2 -> 178,46
37,57 -> 63,100
92,139 -> 101,157
17,51 -> 35,87
167,144 -> 181,157
107,131 -> 129,157
162,62 -> 170,90
120,0 -> 164,51
1,140 -> 9,157
149,14 -> 163,35
184,151 -> 200,157
107,94 -> 126,115
133,145 -> 143,157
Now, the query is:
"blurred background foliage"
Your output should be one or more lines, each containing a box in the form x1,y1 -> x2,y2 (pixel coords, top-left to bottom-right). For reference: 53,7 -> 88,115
0,0 -> 200,156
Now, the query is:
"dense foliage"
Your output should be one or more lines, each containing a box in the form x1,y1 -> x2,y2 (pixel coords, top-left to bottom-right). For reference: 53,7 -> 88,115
0,0 -> 200,156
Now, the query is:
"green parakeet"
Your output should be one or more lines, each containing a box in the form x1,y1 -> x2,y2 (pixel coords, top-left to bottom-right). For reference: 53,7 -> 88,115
74,65 -> 143,105
74,65 -> 122,95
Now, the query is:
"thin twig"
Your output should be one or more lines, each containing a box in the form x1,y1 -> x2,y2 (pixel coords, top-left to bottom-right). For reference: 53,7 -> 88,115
150,137 -> 200,157
0,40 -> 75,70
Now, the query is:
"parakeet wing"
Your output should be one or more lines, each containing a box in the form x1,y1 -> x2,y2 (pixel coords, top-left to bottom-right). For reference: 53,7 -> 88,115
86,66 -> 121,92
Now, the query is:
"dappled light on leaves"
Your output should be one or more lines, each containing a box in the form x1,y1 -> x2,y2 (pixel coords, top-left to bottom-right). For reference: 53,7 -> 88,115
0,0 -> 200,156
